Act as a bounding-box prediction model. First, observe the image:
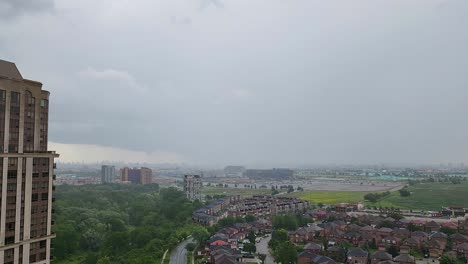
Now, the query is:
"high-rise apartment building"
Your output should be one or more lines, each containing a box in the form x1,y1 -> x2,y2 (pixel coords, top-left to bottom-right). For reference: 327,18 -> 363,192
101,165 -> 116,184
140,167 -> 152,185
0,60 -> 58,264
184,175 -> 202,201
120,167 -> 152,184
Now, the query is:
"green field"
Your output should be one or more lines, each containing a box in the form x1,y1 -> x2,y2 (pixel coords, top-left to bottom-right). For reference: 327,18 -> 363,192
204,182 -> 468,211
366,182 -> 468,210
202,187 -> 271,198
286,191 -> 368,204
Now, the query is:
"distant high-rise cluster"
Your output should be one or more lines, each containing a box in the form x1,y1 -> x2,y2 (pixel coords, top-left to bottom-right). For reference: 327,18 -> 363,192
184,174 -> 202,201
101,165 -> 116,183
120,167 -> 152,184
0,60 -> 58,263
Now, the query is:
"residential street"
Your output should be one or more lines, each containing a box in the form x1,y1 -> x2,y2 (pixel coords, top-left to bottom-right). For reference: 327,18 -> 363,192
170,238 -> 194,264
256,234 -> 275,264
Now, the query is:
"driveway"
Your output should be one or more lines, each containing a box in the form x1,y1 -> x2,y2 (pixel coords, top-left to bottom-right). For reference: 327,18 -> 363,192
256,234 -> 275,264
170,238 -> 194,264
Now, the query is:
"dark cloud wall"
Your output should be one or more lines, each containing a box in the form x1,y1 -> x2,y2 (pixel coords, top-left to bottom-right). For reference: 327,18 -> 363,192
1,0 -> 468,165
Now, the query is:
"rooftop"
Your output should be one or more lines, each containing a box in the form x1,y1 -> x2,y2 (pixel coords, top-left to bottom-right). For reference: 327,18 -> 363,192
0,59 -> 23,80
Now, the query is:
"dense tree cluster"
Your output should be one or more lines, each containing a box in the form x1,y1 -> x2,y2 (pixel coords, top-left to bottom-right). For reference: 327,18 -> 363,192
399,188 -> 411,197
268,229 -> 298,264
272,214 -> 308,231
54,184 -> 204,263
363,191 -> 390,203
408,176 -> 466,186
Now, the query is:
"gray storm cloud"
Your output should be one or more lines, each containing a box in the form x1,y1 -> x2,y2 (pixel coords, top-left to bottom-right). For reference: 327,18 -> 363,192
1,0 -> 468,166
0,0 -> 54,19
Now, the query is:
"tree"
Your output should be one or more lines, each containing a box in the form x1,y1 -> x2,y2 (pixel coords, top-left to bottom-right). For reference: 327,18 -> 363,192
399,188 -> 411,197
287,185 -> 295,193
440,227 -> 456,235
269,229 -> 289,251
388,245 -> 399,257
273,215 -> 299,231
273,241 -> 297,264
245,215 -> 256,223
54,222 -> 80,258
408,223 -> 423,232
364,193 -> 377,202
54,184 -> 204,263
185,243 -> 196,251
378,221 -> 395,229
369,238 -> 377,250
192,227 -> 210,243
96,256 -> 112,264
388,213 -> 404,220
244,242 -> 257,254
272,186 -> 280,195
248,231 -> 256,244
440,254 -> 464,264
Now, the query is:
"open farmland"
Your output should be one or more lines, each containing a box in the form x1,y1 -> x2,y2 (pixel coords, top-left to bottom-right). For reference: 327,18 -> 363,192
366,182 -> 468,210
285,191 -> 368,204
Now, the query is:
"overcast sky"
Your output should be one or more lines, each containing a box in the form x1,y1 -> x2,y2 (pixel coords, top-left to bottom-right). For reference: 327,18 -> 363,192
1,0 -> 468,166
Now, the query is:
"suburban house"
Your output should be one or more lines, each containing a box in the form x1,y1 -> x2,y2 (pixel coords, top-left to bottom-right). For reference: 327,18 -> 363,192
393,254 -> 415,264
370,250 -> 393,264
346,248 -> 368,264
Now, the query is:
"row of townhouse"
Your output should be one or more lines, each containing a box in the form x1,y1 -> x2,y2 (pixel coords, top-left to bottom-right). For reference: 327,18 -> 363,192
193,196 -> 241,226
229,195 -> 310,218
194,195 -> 310,226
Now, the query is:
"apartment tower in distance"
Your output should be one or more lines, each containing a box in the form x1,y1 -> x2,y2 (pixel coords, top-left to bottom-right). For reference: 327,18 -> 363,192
120,167 -> 152,184
0,60 -> 59,264
184,175 -> 202,201
101,165 -> 116,184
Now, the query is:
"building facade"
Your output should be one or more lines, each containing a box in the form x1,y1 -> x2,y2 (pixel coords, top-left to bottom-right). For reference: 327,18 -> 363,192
100,165 -> 116,184
120,167 -> 152,184
0,60 -> 58,264
184,175 -> 202,201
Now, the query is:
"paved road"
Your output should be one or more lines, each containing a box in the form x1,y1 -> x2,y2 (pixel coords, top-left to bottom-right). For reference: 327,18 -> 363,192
170,238 -> 194,264
256,234 -> 275,264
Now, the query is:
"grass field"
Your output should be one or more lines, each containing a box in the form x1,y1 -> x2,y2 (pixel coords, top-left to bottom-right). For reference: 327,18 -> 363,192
366,182 -> 468,210
202,187 -> 271,198
204,182 -> 468,211
286,191 -> 368,204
